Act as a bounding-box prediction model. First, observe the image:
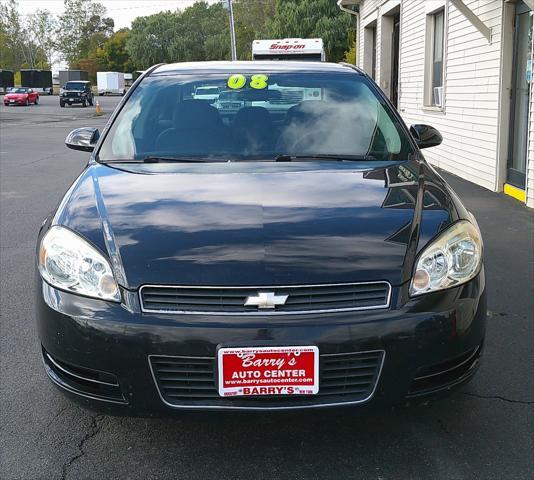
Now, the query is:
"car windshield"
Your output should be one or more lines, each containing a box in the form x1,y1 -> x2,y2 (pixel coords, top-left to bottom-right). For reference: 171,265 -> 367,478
97,71 -> 416,162
12,88 -> 28,93
65,82 -> 86,90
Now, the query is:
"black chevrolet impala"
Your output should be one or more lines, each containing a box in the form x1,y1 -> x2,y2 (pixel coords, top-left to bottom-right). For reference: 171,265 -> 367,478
36,61 -> 486,413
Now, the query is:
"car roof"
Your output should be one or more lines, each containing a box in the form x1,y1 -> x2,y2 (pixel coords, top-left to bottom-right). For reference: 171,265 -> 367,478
151,61 -> 363,76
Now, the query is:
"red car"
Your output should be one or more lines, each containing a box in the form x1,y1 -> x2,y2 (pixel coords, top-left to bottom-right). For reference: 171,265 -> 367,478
3,87 -> 39,106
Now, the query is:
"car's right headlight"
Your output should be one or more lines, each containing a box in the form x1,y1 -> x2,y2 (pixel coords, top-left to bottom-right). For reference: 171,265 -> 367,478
410,220 -> 483,296
38,226 -> 120,302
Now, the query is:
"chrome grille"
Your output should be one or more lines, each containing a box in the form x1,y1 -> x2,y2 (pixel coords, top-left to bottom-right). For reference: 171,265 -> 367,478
140,282 -> 391,315
150,350 -> 384,409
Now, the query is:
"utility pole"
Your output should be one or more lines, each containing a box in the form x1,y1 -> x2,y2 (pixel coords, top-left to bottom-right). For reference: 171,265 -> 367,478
222,0 -> 237,60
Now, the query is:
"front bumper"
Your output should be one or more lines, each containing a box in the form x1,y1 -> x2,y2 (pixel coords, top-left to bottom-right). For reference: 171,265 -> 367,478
36,272 -> 486,415
4,99 -> 27,105
61,96 -> 85,104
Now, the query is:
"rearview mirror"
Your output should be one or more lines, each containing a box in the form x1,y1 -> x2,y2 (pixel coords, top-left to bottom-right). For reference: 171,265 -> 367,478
65,127 -> 100,152
410,124 -> 442,149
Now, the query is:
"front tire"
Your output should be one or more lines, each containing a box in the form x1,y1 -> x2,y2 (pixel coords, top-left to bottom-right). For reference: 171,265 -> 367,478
82,98 -> 87,107
25,98 -> 30,106
60,101 -> 65,108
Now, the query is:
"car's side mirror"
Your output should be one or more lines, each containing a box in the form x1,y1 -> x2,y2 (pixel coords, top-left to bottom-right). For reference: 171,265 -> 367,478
410,124 -> 443,149
65,127 -> 100,152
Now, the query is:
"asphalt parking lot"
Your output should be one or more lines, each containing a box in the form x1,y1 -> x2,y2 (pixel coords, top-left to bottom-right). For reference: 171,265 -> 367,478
1,95 -> 533,480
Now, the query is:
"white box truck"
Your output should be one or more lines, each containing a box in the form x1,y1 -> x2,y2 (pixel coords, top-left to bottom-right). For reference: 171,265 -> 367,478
97,72 -> 125,96
252,38 -> 325,61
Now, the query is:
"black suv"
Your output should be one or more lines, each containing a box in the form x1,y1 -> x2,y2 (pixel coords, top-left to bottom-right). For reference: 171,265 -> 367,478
60,81 -> 94,107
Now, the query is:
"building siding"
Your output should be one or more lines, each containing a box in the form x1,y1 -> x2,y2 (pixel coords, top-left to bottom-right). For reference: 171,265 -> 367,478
399,0 -> 503,192
355,0 -> 532,206
527,63 -> 534,208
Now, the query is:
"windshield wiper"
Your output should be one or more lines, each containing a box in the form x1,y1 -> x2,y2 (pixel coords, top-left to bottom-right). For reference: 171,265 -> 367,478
103,156 -> 221,164
274,154 -> 377,162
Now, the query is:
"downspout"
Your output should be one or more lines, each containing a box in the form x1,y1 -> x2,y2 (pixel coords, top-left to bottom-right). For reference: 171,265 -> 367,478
337,0 -> 360,67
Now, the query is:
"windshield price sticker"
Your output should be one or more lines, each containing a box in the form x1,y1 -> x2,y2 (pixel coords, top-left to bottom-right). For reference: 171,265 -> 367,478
227,74 -> 269,90
217,346 -> 319,397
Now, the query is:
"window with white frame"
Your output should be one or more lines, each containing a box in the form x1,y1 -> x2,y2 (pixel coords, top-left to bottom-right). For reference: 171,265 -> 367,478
425,8 -> 445,107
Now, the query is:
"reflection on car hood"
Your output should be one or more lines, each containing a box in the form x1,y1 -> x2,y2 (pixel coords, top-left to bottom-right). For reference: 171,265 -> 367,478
53,160 -> 459,289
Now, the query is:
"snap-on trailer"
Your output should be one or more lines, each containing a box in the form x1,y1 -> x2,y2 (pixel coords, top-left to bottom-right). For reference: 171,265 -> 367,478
252,38 -> 325,61
20,69 -> 53,95
0,70 -> 15,94
96,71 -> 126,95
59,70 -> 89,87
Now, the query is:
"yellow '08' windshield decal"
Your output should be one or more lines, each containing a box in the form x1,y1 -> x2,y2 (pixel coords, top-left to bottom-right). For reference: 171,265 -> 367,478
227,74 -> 246,89
227,74 -> 269,90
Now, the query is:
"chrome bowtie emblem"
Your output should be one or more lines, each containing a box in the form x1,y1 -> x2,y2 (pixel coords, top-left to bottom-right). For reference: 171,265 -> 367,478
244,292 -> 289,309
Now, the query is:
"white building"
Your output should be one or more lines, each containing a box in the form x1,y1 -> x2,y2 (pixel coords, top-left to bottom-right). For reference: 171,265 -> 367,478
338,0 -> 534,208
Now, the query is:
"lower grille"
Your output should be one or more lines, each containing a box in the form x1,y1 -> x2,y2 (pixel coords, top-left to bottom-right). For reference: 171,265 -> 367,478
140,282 -> 391,315
150,350 -> 384,409
42,348 -> 126,403
407,345 -> 481,396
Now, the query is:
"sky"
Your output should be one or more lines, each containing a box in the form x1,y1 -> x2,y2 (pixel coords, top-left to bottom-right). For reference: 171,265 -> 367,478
17,0 -> 216,30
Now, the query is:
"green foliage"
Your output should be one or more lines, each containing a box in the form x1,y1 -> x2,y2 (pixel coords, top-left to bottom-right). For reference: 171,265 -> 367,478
0,0 -> 49,69
126,11 -> 178,68
126,2 -> 231,69
95,29 -> 134,72
267,0 -> 353,61
343,39 -> 357,65
233,0 -> 276,60
26,9 -> 58,68
2,0 -> 358,74
56,0 -> 114,67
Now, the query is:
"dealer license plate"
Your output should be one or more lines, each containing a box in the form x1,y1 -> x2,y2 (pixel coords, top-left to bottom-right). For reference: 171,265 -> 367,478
217,346 -> 319,397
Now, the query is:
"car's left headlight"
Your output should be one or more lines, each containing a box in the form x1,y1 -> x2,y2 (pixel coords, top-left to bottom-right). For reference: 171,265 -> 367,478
38,226 -> 120,302
410,220 -> 483,296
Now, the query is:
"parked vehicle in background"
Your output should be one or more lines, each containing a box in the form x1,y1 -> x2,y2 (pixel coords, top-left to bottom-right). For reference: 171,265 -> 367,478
20,69 -> 53,95
192,85 -> 220,103
97,71 -> 126,95
214,89 -> 244,117
58,70 -> 89,91
4,87 -> 39,106
60,81 -> 93,107
252,38 -> 325,61
124,73 -> 133,88
0,70 -> 15,94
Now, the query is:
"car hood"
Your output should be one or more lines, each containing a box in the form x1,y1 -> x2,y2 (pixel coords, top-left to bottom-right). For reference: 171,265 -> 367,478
53,160 -> 459,289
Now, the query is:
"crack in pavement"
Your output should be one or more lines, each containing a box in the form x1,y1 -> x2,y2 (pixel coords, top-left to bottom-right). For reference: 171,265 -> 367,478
461,392 -> 534,405
61,413 -> 104,480
36,404 -> 72,442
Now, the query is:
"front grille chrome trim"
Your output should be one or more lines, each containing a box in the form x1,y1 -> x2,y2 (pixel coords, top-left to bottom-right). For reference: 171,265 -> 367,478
139,281 -> 392,316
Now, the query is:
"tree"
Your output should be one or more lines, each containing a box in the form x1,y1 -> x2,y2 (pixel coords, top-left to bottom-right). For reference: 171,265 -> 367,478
26,9 -> 58,68
343,39 -> 357,65
266,0 -> 353,62
169,2 -> 230,62
126,11 -> 178,68
126,2 -> 231,68
56,0 -> 114,67
95,29 -> 134,72
0,0 -> 50,69
233,0 -> 276,60
0,0 -> 27,70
